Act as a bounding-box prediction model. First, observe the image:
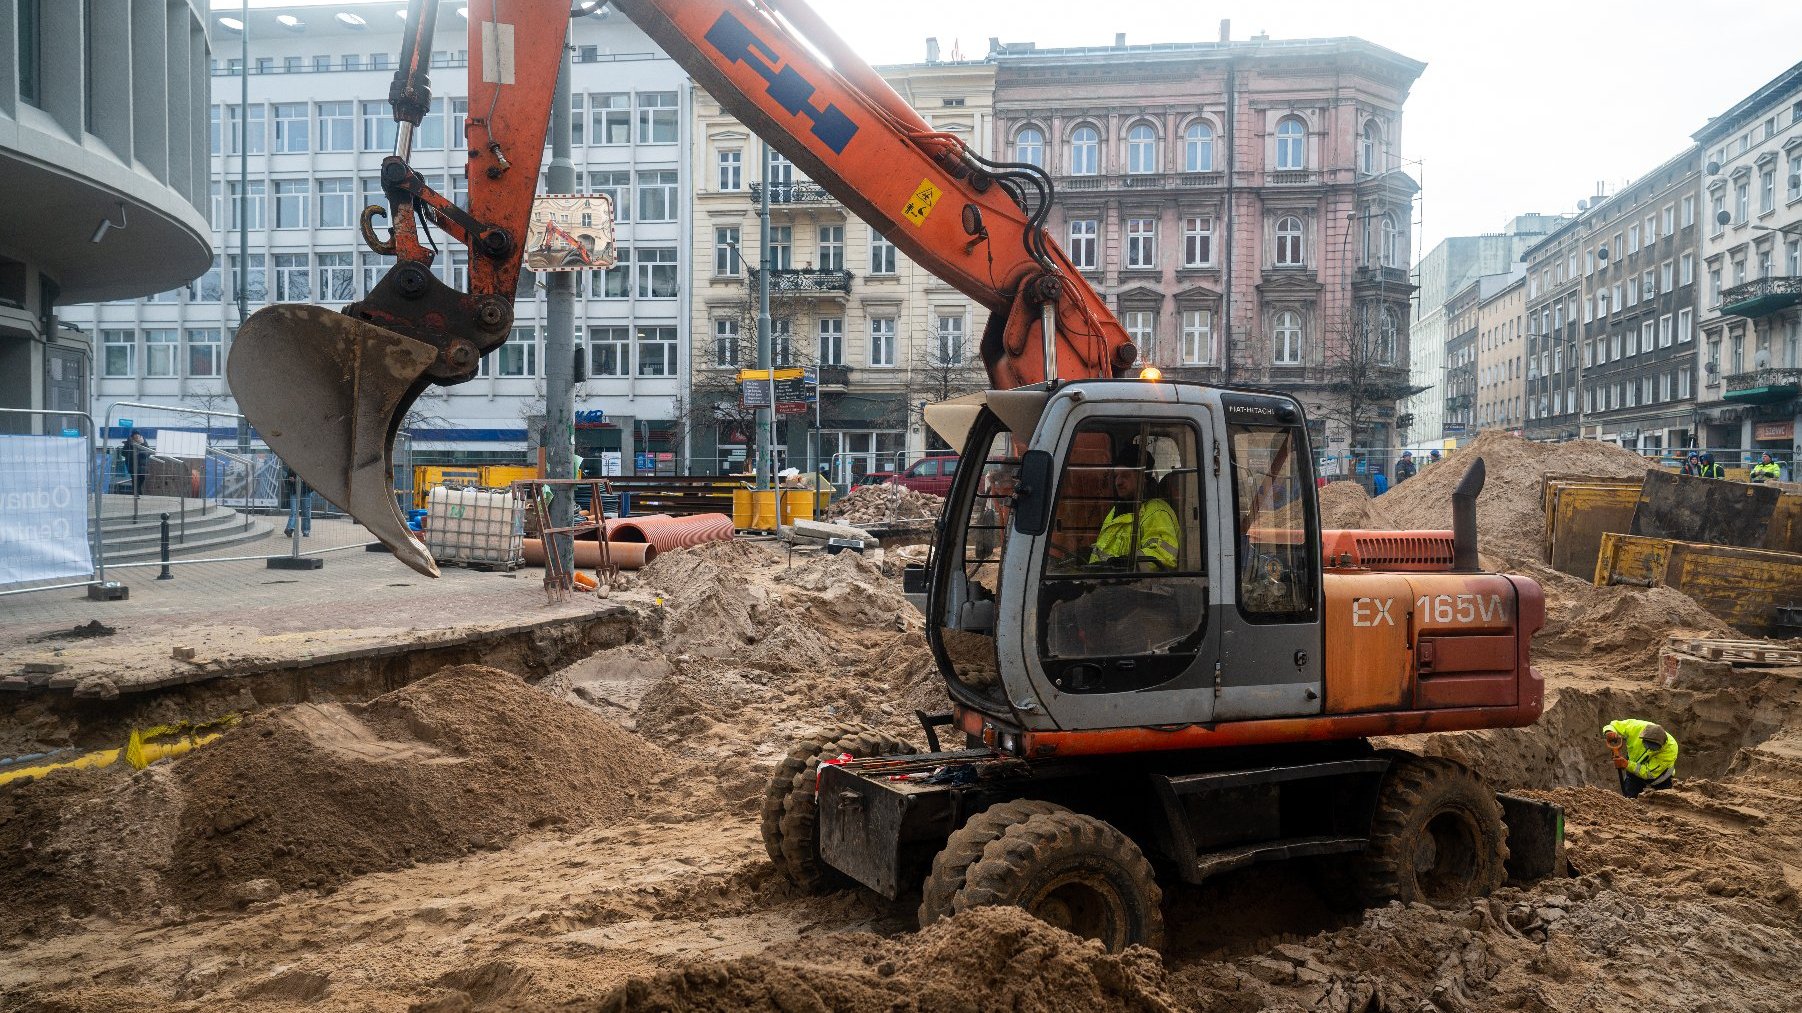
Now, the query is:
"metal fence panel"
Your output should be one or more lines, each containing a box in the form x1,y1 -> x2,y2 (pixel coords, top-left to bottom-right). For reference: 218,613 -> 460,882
0,408 -> 104,597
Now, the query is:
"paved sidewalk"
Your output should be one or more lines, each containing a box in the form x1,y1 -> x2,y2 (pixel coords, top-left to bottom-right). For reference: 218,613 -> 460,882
1,518 -> 640,697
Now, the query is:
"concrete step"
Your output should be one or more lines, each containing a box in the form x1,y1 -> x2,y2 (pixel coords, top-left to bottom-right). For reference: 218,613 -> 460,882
104,518 -> 279,564
102,510 -> 261,554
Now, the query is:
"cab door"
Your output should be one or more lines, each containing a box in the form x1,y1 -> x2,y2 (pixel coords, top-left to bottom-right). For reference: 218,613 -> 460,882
1006,394 -> 1219,730
1211,394 -> 1324,721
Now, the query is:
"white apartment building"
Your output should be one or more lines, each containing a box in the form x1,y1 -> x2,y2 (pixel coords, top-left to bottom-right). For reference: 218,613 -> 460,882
66,3 -> 690,471
686,54 -> 993,479
1693,59 -> 1802,467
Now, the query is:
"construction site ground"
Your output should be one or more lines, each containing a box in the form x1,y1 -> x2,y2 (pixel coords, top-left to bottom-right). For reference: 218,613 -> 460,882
4,433 -> 1802,1012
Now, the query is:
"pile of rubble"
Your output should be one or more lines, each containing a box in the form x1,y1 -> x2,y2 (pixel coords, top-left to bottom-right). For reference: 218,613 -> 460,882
823,484 -> 945,526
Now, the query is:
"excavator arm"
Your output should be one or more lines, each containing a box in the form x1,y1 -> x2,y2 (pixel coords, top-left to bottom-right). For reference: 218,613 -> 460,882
227,0 -> 1136,577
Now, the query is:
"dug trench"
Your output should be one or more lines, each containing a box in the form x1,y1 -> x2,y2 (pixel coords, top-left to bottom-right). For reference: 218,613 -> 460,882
4,530 -> 1802,1011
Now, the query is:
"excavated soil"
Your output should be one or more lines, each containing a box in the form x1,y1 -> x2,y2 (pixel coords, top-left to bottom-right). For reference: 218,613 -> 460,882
6,468 -> 1802,1011
1318,480 -> 1376,529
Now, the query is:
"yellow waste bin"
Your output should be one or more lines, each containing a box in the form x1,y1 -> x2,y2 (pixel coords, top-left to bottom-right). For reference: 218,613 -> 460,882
733,488 -> 782,531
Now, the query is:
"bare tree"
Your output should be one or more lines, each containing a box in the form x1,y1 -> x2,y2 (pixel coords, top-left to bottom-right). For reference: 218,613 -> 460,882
1316,301 -> 1426,457
898,340 -> 989,446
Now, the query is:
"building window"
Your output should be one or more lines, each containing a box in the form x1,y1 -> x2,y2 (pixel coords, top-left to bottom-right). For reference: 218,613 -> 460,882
771,318 -> 793,367
1124,310 -> 1155,361
1661,260 -> 1674,292
637,92 -> 678,144
497,327 -> 536,377
1761,169 -> 1776,213
1790,154 -> 1802,201
1183,121 -> 1215,172
714,226 -> 741,276
361,100 -> 397,151
818,317 -> 844,366
869,233 -> 897,274
1275,116 -> 1305,170
1069,219 -> 1098,270
869,317 -> 896,367
364,253 -> 389,297
589,170 -> 630,223
818,225 -> 845,271
1273,311 -> 1303,364
713,318 -> 739,367
1013,126 -> 1045,167
1682,195 -> 1695,227
317,253 -> 355,301
1069,125 -> 1100,175
227,104 -> 266,154
590,327 -> 629,377
101,330 -> 135,378
717,149 -> 742,191
143,330 -> 179,378
635,248 -> 679,298
936,314 -> 965,364
418,97 -> 449,149
1181,309 -> 1212,364
769,225 -> 793,270
273,103 -> 309,152
1126,123 -> 1158,174
1183,216 -> 1214,267
313,177 -> 354,229
1628,224 -> 1639,254
1659,313 -> 1673,348
1677,307 -> 1693,343
1379,308 -> 1399,364
592,93 -> 631,144
637,170 -> 678,221
17,0 -> 41,107
1379,214 -> 1399,266
1275,215 -> 1304,266
1735,182 -> 1750,224
273,180 -> 308,229
1126,218 -> 1157,269
274,254 -> 310,301
1681,252 -> 1694,285
1360,120 -> 1381,174
766,149 -> 795,188
186,329 -> 223,378
228,181 -> 265,230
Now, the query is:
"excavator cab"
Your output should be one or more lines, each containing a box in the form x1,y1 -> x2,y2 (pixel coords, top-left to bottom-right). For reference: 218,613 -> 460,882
924,381 -> 1323,739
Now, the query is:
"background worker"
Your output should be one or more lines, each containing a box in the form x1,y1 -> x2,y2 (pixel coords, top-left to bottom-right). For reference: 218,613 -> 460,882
1394,450 -> 1416,484
1696,452 -> 1726,479
1603,719 -> 1678,798
1750,452 -> 1782,483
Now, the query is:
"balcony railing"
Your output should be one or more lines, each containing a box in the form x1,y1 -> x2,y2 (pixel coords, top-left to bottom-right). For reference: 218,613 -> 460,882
748,268 -> 852,294
748,182 -> 837,205
1719,276 -> 1802,318
1722,366 -> 1801,403
815,364 -> 851,388
1267,169 -> 1318,186
1051,172 -> 1226,192
1353,265 -> 1411,286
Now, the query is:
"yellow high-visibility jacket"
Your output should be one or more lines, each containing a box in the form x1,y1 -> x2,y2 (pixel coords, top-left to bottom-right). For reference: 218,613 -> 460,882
1090,499 -> 1180,570
1750,462 -> 1781,482
1604,719 -> 1679,781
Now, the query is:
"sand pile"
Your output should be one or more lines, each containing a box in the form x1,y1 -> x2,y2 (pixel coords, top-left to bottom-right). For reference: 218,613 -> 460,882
597,905 -> 1175,1012
1371,432 -> 1651,561
824,484 -> 945,525
0,665 -> 664,935
1526,561 -> 1733,669
1318,480 -> 1375,529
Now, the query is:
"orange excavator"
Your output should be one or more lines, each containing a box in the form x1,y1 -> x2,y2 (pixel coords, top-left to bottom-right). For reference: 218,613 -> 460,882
228,0 -> 1563,951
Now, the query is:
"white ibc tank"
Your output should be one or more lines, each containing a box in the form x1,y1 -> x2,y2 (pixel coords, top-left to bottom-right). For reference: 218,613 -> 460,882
424,486 -> 524,564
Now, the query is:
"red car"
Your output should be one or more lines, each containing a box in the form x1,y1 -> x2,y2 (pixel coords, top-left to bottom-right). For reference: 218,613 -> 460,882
889,454 -> 959,497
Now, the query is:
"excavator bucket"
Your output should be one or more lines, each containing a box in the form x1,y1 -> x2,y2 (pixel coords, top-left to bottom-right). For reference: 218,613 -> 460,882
227,304 -> 443,577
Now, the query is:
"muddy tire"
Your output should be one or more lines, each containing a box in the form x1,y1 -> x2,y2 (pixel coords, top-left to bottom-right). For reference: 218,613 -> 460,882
951,811 -> 1164,952
760,725 -> 867,864
771,728 -> 915,892
1354,754 -> 1507,908
917,800 -> 1069,928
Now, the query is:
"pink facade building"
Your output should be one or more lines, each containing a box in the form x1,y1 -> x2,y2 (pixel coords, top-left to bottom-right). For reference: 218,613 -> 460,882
991,33 -> 1425,449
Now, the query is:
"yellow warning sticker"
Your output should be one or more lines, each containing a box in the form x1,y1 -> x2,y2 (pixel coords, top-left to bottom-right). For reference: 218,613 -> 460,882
902,179 -> 941,227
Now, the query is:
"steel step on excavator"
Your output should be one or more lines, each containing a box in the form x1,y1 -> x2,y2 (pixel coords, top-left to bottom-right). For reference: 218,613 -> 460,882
227,0 -> 1565,951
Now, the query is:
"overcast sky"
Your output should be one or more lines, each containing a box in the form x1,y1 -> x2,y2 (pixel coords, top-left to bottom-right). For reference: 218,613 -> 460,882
248,1 -> 1802,259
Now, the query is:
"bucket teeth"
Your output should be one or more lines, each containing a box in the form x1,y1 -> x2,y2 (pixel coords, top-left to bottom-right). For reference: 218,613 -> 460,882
227,304 -> 443,577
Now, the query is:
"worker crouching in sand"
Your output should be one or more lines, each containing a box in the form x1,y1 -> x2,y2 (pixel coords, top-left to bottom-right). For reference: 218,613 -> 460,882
1602,720 -> 1678,798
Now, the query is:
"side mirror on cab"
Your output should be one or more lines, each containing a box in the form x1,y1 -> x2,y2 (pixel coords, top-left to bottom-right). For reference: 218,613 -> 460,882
1012,449 -> 1054,536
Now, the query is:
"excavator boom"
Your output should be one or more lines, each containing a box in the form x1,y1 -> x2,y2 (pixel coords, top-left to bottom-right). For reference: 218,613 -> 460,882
228,0 -> 1136,575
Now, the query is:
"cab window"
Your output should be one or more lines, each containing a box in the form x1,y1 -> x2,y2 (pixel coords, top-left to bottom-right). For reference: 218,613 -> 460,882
1228,422 -> 1317,623
1036,419 -> 1206,691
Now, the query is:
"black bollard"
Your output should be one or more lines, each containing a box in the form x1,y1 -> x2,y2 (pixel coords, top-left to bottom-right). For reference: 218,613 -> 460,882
157,513 -> 174,580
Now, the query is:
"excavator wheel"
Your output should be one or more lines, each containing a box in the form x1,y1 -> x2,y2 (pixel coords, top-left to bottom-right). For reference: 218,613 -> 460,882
917,799 -> 1069,928
1354,754 -> 1508,908
759,725 -> 869,865
951,811 -> 1165,953
769,727 -> 915,893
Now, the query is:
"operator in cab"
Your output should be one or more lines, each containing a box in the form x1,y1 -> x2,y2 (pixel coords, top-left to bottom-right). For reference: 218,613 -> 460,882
1603,719 -> 1678,798
1084,443 -> 1180,570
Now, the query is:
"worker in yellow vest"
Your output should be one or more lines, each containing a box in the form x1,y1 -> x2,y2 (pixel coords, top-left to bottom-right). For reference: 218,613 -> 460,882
1087,445 -> 1180,570
1750,452 -> 1782,483
1603,719 -> 1678,798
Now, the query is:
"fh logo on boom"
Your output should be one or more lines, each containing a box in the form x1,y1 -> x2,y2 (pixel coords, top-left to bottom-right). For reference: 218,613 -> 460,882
1351,593 -> 1509,627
